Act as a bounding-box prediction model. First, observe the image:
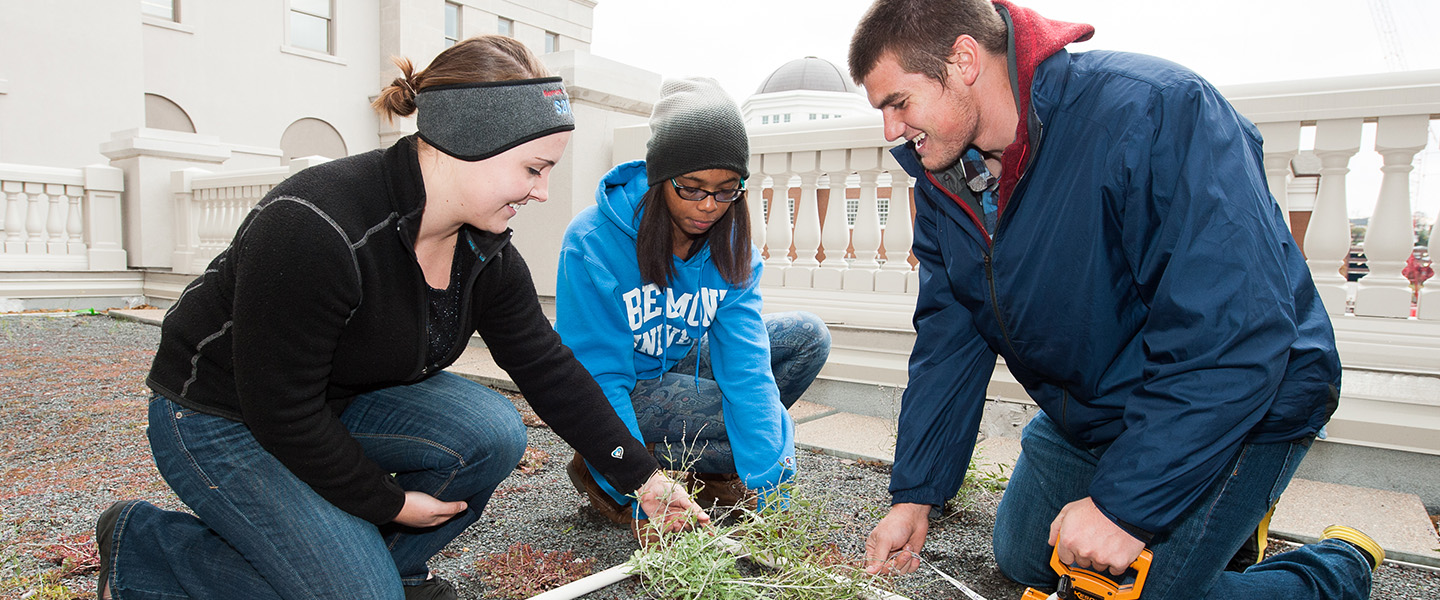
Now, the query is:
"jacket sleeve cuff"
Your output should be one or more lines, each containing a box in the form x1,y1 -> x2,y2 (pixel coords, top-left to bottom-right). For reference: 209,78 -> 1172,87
360,477 -> 408,525
1095,503 -> 1155,544
890,490 -> 945,513
756,484 -> 790,512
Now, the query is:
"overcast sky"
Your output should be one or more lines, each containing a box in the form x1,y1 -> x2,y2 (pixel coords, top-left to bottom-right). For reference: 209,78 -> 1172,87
590,0 -> 1440,221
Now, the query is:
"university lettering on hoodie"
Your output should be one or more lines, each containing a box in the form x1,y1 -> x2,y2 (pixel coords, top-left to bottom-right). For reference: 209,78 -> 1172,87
622,283 -> 728,356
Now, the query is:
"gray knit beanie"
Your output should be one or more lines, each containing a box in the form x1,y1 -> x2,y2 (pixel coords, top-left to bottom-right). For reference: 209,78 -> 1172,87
646,77 -> 750,186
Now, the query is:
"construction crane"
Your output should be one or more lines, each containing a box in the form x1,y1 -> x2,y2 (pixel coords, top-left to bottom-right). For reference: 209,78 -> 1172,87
1365,0 -> 1408,70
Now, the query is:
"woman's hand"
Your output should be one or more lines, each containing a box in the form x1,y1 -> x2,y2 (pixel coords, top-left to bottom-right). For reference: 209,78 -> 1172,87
394,490 -> 468,528
636,471 -> 710,532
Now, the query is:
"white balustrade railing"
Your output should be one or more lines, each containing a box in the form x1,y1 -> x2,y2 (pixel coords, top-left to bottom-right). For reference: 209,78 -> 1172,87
0,163 -> 126,271
743,120 -> 919,296
1228,70 -> 1440,322
171,157 -> 329,275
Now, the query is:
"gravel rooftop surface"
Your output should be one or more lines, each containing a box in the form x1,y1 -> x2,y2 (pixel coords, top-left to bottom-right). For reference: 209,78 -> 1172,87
2,314 -> 1438,599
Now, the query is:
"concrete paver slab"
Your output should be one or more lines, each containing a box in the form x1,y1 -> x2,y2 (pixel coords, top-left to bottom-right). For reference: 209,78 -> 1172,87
1270,478 -> 1439,561
790,400 -> 838,424
974,435 -> 1021,478
448,345 -> 516,392
796,412 -> 896,463
107,309 -> 166,326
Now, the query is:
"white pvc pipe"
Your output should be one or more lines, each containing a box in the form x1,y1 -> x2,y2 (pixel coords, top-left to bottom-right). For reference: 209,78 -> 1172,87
526,561 -> 636,600
524,536 -> 913,600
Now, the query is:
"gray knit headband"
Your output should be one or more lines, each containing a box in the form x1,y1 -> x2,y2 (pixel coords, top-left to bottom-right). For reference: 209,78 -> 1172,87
414,76 -> 575,162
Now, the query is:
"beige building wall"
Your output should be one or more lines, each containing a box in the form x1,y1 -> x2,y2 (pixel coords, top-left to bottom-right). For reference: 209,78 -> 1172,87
143,1 -> 385,168
0,1 -> 145,168
0,0 -> 599,171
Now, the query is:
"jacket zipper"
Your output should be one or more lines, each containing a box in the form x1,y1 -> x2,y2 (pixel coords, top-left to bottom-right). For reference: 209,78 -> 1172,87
983,252 -> 1028,371
398,218 -> 508,379
984,123 -> 1046,372
437,231 -> 506,371
394,214 -> 432,378
919,170 -> 1030,371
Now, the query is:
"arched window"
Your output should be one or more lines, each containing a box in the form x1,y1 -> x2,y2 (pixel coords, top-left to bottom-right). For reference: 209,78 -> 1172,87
280,118 -> 347,163
144,93 -> 196,133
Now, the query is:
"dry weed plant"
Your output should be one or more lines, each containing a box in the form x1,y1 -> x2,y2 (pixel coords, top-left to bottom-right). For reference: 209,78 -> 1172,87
626,435 -> 898,600
515,446 -> 550,475
0,532 -> 86,600
473,543 -> 595,599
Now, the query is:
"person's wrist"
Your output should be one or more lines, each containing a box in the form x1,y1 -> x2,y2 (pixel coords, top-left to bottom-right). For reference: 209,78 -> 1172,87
637,469 -> 671,500
890,502 -> 933,520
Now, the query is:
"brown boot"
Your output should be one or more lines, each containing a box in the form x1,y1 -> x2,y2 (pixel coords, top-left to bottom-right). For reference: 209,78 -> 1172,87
692,473 -> 757,510
565,452 -> 634,526
565,453 -> 668,545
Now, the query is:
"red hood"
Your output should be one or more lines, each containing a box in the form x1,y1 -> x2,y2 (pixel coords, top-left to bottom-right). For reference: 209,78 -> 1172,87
992,0 -> 1093,213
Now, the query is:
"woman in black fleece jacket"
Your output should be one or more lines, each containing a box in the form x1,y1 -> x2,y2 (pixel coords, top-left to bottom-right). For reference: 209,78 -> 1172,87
95,36 -> 706,600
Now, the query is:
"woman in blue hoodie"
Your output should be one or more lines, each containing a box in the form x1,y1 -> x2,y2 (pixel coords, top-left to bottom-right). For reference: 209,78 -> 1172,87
556,77 -> 830,529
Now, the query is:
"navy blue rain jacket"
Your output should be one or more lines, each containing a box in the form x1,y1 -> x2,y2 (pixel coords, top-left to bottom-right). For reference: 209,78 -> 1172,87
890,48 -> 1341,535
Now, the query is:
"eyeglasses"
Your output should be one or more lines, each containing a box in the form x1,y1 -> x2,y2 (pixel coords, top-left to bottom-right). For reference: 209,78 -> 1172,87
670,178 -> 746,203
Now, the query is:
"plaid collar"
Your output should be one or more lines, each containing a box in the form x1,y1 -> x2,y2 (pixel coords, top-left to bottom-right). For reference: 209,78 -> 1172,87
961,148 -> 999,194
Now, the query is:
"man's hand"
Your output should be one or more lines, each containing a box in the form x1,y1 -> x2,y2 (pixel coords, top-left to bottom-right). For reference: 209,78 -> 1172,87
1049,497 -> 1145,576
394,490 -> 468,528
864,502 -> 932,574
636,470 -> 710,532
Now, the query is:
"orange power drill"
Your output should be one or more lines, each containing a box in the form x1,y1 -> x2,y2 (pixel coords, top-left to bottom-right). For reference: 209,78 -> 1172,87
1021,547 -> 1153,600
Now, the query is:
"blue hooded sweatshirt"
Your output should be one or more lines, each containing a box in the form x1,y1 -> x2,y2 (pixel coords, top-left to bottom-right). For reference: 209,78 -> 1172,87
555,160 -> 795,512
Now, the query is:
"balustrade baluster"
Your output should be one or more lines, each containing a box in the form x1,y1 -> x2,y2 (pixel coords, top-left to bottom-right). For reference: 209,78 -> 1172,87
223,187 -> 238,250
194,188 -> 208,257
815,166 -> 851,290
1304,118 -> 1362,315
1256,121 -> 1301,228
1356,115 -> 1429,318
66,185 -> 85,255
745,169 -> 766,253
876,170 -> 915,293
3,181 -> 25,253
217,188 -> 231,251
786,156 -> 821,288
843,155 -> 883,291
26,183 -> 47,254
200,188 -> 219,258
761,154 -> 792,286
47,184 -> 67,255
226,187 -> 242,244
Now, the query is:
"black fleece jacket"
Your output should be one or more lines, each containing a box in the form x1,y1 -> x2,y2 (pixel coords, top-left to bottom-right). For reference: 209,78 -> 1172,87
147,136 -> 659,524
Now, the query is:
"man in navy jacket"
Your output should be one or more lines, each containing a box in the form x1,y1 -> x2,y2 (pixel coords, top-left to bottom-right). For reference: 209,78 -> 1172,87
849,1 -> 1381,598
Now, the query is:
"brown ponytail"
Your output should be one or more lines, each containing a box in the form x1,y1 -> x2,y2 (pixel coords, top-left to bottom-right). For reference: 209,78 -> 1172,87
371,35 -> 551,123
372,57 -> 419,123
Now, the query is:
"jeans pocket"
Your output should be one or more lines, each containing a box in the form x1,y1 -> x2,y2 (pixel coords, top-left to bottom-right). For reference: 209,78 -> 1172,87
155,401 -> 221,490
1265,442 -> 1307,508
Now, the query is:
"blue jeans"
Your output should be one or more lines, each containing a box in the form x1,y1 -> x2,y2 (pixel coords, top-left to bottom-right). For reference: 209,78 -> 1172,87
106,371 -> 526,600
992,413 -> 1372,600
633,311 -> 829,473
